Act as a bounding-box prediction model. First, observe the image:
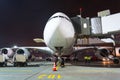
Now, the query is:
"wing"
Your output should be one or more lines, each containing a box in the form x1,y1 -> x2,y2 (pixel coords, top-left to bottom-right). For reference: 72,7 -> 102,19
16,46 -> 54,55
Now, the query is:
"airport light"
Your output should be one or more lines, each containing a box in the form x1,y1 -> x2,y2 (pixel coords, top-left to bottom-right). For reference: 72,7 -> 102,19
102,58 -> 106,61
83,23 -> 87,28
13,45 -> 18,48
79,7 -> 83,17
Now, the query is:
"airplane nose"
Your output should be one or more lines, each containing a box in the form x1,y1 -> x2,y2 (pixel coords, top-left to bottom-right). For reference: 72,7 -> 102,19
44,17 -> 62,44
44,12 -> 75,52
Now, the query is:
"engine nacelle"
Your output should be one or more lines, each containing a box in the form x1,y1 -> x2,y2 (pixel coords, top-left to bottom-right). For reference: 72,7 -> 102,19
0,48 -> 14,58
113,58 -> 119,64
95,48 -> 119,64
95,48 -> 110,60
15,48 -> 30,59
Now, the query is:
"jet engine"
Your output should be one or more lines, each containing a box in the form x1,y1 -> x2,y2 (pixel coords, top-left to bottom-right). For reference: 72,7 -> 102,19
95,48 -> 119,64
95,48 -> 109,60
15,48 -> 30,59
0,48 -> 14,66
13,48 -> 31,67
1,48 -> 14,58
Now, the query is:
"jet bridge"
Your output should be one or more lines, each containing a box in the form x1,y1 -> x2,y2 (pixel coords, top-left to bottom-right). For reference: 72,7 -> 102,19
71,13 -> 120,45
71,15 -> 91,35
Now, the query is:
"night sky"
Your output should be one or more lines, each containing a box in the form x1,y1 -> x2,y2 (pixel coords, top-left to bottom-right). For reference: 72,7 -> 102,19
0,0 -> 120,48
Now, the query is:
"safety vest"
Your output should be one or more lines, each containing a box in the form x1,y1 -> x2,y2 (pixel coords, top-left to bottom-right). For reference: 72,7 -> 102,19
84,56 -> 88,60
87,56 -> 91,60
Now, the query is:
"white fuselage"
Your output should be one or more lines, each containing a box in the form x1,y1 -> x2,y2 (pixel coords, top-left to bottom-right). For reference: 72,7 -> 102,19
44,12 -> 75,56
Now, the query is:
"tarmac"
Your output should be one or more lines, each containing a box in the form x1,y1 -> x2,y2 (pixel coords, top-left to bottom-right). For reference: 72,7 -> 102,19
0,61 -> 120,80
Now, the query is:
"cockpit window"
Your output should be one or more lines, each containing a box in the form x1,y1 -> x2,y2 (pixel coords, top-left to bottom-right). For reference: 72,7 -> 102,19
48,16 -> 71,22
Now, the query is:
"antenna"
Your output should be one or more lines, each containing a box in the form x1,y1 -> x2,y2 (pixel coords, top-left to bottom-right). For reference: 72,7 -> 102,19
80,8 -> 82,17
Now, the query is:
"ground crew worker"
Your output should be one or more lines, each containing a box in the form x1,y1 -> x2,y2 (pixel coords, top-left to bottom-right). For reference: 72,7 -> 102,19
61,58 -> 65,67
54,56 -> 58,66
87,56 -> 91,63
84,56 -> 88,63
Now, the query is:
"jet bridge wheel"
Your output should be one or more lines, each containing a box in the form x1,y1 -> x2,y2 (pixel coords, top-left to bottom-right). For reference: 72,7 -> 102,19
4,62 -> 7,67
13,62 -> 21,67
113,58 -> 119,64
13,62 -> 17,67
0,63 -> 4,67
0,62 -> 7,67
14,62 -> 27,67
23,62 -> 27,67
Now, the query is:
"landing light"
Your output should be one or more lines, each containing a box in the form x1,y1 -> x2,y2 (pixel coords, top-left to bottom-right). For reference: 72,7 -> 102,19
102,58 -> 110,61
102,58 -> 106,61
33,38 -> 44,43
102,58 -> 111,65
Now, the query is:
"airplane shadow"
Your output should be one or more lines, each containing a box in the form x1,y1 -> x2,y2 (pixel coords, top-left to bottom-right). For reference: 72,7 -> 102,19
70,61 -> 120,68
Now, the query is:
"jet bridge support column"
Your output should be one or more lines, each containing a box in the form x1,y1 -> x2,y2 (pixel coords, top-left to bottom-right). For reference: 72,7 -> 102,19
113,41 -> 116,57
111,34 -> 117,57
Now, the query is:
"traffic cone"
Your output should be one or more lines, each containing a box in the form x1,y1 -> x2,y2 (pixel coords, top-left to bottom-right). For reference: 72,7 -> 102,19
52,62 -> 57,71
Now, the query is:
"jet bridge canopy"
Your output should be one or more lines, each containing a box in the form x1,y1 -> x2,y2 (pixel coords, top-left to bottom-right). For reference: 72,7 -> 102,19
71,16 -> 91,35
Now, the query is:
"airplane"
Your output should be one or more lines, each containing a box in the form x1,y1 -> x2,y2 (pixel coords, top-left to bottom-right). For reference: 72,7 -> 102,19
44,12 -> 120,65
0,12 -> 120,67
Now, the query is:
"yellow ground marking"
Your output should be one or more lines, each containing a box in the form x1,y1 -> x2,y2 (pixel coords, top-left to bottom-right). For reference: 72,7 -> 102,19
57,74 -> 61,79
38,74 -> 46,79
56,62 -> 60,70
48,74 -> 55,79
38,74 -> 62,79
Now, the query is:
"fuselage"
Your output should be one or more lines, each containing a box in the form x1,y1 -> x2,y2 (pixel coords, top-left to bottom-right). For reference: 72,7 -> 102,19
44,12 -> 75,56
